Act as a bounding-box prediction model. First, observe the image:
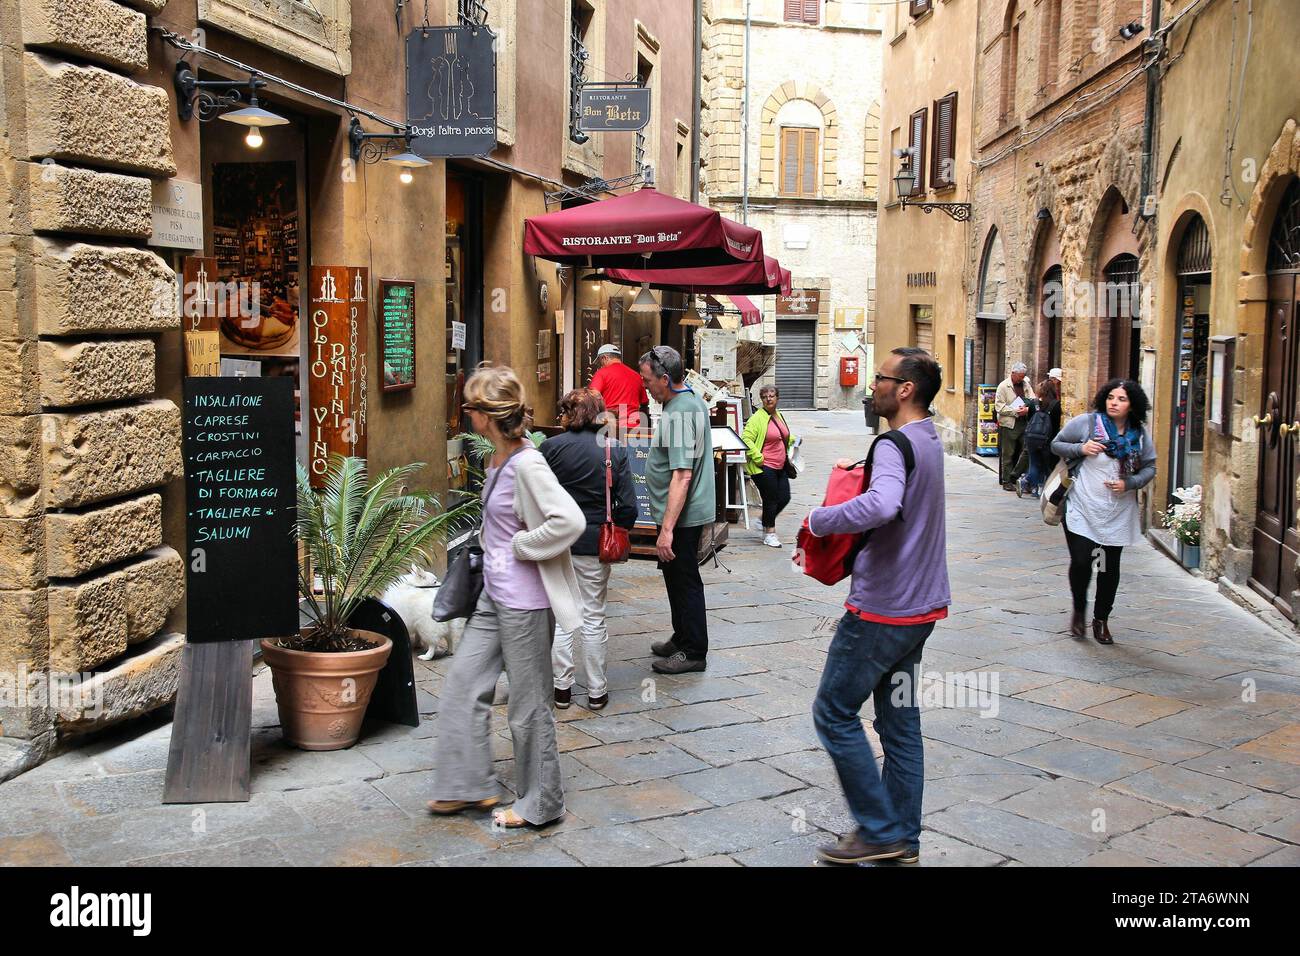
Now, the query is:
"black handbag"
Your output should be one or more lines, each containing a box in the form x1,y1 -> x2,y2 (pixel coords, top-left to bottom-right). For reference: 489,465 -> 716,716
432,444 -> 525,622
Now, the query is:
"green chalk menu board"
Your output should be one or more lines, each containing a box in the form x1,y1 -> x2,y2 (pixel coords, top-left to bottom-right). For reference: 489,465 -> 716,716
379,279 -> 416,392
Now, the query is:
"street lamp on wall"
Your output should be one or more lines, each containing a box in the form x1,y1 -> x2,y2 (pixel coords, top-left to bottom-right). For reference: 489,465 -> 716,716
174,61 -> 288,149
348,117 -> 431,183
892,158 -> 971,223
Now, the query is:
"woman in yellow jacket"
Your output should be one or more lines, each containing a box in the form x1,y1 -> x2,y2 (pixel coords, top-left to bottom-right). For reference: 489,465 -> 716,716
742,385 -> 797,548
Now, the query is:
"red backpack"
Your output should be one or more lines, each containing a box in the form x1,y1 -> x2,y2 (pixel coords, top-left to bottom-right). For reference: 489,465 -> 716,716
794,431 -> 916,585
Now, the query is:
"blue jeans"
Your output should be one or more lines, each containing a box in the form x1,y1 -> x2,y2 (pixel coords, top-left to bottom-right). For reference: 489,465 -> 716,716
812,613 -> 934,846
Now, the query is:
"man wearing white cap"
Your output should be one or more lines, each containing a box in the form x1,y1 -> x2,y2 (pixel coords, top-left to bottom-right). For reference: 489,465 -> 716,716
994,361 -> 1036,491
590,343 -> 648,430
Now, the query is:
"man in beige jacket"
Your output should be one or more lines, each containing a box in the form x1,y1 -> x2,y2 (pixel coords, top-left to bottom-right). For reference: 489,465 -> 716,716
995,361 -> 1036,491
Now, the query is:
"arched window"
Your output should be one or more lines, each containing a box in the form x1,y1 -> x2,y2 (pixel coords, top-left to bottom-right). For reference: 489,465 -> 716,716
999,1 -> 1020,124
1102,253 -> 1141,380
777,99 -> 824,198
1267,179 -> 1300,271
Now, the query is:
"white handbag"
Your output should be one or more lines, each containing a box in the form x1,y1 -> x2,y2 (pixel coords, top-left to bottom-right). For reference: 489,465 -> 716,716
1040,458 -> 1073,526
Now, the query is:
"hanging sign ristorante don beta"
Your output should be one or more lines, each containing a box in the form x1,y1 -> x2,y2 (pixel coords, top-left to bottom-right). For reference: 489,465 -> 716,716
308,266 -> 369,487
578,85 -> 652,132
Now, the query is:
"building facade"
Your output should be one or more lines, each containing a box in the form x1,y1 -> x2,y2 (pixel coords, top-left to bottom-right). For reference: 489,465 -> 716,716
874,0 -> 978,452
700,0 -> 882,410
0,0 -> 694,776
1151,0 -> 1300,620
966,0 -> 1154,447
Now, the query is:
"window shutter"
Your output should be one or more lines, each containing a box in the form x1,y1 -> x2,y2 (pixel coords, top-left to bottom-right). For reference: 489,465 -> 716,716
909,108 -> 927,196
910,0 -> 932,17
802,0 -> 820,25
784,0 -> 803,22
801,129 -> 818,197
930,93 -> 956,189
781,128 -> 799,194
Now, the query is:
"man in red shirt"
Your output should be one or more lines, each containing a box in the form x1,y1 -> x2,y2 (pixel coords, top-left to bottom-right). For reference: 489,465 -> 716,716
589,344 -> 648,431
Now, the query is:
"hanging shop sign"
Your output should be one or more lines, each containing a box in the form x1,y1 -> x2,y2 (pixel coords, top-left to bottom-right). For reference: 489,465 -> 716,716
378,279 -> 416,392
151,178 -> 204,249
406,26 -> 497,157
182,375 -> 299,642
578,84 -> 652,132
777,288 -> 820,316
976,383 -> 999,456
308,265 -> 369,486
182,256 -> 221,377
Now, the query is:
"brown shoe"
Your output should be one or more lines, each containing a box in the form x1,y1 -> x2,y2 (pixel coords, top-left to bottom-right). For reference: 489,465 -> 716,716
1070,609 -> 1085,638
816,834 -> 909,865
1092,619 -> 1114,645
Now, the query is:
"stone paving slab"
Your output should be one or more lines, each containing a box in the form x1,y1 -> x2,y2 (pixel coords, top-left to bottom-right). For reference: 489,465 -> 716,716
4,410 -> 1299,867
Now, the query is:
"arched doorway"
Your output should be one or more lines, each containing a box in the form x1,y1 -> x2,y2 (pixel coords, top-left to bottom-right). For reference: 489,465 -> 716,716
1169,215 -> 1211,499
1040,264 -> 1063,374
1250,178 -> 1300,615
976,227 -> 1008,385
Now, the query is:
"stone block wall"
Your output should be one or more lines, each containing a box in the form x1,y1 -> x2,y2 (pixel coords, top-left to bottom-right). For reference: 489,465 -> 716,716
0,0 -> 184,780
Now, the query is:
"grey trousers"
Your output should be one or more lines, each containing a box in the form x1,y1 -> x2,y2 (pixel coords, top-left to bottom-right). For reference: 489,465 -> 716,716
431,590 -> 565,825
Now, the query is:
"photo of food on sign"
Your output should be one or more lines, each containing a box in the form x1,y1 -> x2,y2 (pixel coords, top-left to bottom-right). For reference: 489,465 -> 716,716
211,162 -> 301,357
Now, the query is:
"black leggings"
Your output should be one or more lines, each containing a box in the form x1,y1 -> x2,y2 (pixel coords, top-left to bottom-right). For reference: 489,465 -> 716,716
751,465 -> 792,529
1064,519 -> 1124,621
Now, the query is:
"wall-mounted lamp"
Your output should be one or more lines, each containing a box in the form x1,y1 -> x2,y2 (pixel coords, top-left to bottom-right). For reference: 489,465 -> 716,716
893,161 -> 971,222
349,117 -> 431,182
174,61 -> 288,149
627,282 -> 659,314
1035,207 -> 1052,221
1118,21 -> 1145,40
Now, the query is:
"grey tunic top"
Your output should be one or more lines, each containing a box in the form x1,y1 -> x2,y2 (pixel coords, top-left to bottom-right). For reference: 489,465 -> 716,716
1050,413 -> 1157,547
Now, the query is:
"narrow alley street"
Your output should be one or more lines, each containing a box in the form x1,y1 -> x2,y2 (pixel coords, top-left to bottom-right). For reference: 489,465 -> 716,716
2,411 -> 1299,866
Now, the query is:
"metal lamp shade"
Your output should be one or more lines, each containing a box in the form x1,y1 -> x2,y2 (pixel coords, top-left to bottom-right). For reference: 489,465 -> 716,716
385,150 -> 432,169
627,283 -> 659,313
219,104 -> 290,128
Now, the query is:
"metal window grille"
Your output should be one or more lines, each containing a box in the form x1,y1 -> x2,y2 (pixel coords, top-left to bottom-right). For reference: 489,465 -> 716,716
569,7 -> 588,143
457,0 -> 488,27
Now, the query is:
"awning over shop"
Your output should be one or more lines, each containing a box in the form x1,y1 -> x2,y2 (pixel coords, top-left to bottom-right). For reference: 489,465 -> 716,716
604,255 -> 790,297
705,294 -> 762,327
523,188 -> 763,269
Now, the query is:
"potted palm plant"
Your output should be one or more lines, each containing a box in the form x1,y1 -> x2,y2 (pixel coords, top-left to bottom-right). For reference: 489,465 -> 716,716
261,455 -> 474,750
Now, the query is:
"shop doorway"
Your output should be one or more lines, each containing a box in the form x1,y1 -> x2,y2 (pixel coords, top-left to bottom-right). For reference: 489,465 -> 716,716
1040,264 -> 1063,375
1251,179 -> 1300,616
976,317 -> 1005,385
775,319 -> 816,408
445,171 -> 485,436
1170,215 -> 1211,499
200,104 -> 309,462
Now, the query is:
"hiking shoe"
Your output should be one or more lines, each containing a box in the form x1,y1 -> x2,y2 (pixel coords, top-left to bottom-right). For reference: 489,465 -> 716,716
650,638 -> 680,658
815,834 -> 910,865
651,651 -> 706,675
554,687 -> 571,709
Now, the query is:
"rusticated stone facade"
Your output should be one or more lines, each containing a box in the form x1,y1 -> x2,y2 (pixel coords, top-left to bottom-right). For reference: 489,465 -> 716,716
0,0 -> 184,779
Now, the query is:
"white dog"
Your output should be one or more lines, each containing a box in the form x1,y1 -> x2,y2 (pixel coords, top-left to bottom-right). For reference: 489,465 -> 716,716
381,566 -> 467,660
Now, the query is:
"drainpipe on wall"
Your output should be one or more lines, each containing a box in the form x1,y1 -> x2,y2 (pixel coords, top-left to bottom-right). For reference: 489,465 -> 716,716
1139,0 -> 1163,212
742,0 -> 750,224
692,0 -> 702,203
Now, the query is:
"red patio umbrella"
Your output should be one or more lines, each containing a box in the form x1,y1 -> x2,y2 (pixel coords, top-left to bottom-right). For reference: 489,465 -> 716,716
704,293 -> 763,326
523,188 -> 763,269
603,255 -> 792,297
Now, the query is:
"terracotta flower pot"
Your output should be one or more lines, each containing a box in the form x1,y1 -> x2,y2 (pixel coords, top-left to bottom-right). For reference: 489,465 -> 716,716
260,628 -> 393,750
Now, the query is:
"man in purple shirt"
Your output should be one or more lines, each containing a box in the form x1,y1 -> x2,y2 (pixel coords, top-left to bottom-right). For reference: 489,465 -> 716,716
807,347 -> 951,865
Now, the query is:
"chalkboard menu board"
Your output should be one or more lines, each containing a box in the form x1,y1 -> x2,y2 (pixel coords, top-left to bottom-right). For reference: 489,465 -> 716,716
379,279 -> 416,392
625,432 -> 655,528
183,376 -> 299,643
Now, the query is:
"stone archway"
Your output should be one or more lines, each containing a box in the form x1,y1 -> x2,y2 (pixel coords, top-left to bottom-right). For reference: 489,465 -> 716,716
758,82 -> 839,197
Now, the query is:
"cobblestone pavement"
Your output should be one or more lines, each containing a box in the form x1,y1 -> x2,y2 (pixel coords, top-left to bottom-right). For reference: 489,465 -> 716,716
3,411 -> 1300,867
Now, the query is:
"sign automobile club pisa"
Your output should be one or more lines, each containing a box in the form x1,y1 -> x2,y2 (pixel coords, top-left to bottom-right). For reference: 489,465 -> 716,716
406,26 -> 497,157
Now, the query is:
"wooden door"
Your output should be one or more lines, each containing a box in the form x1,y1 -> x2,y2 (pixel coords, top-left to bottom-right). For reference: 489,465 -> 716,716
1250,273 -> 1300,615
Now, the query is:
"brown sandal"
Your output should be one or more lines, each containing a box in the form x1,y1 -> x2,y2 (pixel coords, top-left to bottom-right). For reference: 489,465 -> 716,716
427,797 -> 500,815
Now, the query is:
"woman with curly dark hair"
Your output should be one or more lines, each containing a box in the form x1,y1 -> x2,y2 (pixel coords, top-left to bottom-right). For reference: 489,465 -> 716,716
1050,378 -> 1156,645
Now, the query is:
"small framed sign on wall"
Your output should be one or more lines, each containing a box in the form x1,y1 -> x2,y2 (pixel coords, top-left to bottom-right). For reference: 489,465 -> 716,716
1207,335 -> 1235,435
378,279 -> 416,392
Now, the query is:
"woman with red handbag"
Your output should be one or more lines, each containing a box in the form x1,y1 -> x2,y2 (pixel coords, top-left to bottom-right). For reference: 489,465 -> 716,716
539,388 -> 639,710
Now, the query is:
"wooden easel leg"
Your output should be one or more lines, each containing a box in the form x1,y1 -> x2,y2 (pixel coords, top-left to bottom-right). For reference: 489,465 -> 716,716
162,641 -> 254,804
